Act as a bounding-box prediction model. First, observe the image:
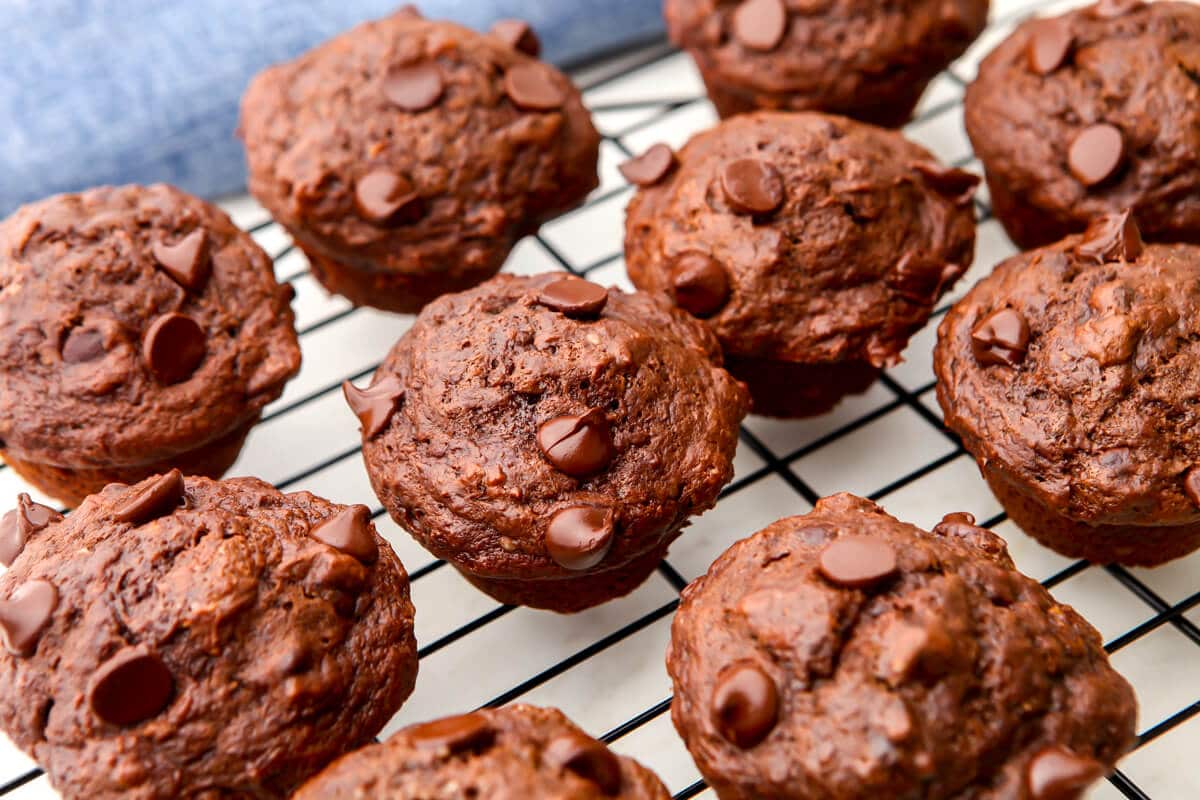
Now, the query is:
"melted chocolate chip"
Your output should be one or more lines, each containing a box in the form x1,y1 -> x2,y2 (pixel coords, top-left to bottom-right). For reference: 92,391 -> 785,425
889,252 -> 960,302
1068,124 -> 1125,187
61,327 -> 106,364
382,63 -> 444,111
1184,468 -> 1200,507
1027,19 -> 1074,75
143,312 -> 206,384
721,158 -> 784,215
544,733 -> 622,795
910,162 -> 980,206
971,308 -> 1031,368
343,375 -> 405,440
711,661 -> 779,748
113,470 -> 185,526
733,0 -> 788,52
0,580 -> 57,656
546,506 -> 615,571
818,536 -> 899,590
89,646 -> 174,726
490,19 -> 541,57
1075,210 -> 1143,264
671,252 -> 730,318
536,277 -> 608,319
408,713 -> 495,754
0,494 -> 62,567
503,64 -> 566,111
537,409 -> 615,478
355,169 -> 422,226
152,230 -> 210,291
1026,746 -> 1106,800
619,144 -> 676,186
310,505 -> 379,565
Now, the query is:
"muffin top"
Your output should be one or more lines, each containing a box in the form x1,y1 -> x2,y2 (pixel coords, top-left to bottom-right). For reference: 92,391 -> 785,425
964,0 -> 1200,245
240,8 -> 599,277
667,493 -> 1136,800
348,273 -> 748,581
625,112 -> 978,366
295,704 -> 670,799
936,212 -> 1200,526
0,474 -> 417,799
0,184 -> 300,469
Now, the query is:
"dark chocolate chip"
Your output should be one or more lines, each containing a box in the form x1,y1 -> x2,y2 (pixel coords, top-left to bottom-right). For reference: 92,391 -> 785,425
711,661 -> 779,748
536,277 -> 608,319
310,505 -> 378,565
1068,124 -> 1125,187
1026,746 -> 1106,800
671,252 -> 730,318
546,506 -> 615,571
537,409 -> 615,478
62,327 -> 106,364
732,0 -> 788,52
343,375 -> 405,440
544,733 -> 622,795
408,713 -> 495,753
818,536 -> 899,590
0,494 -> 62,567
1184,468 -> 1200,507
910,162 -> 980,206
354,169 -> 422,226
721,158 -> 784,215
142,312 -> 206,384
0,580 -> 57,656
152,230 -> 210,291
490,19 -> 541,57
971,308 -> 1031,368
1026,19 -> 1074,75
1093,0 -> 1143,18
503,64 -> 566,111
89,646 -> 174,726
889,252 -> 960,302
113,470 -> 185,526
383,63 -> 444,111
1075,210 -> 1143,264
619,144 -> 676,186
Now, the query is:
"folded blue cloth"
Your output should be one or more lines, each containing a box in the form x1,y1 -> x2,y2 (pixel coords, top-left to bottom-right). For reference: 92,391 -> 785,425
0,0 -> 664,216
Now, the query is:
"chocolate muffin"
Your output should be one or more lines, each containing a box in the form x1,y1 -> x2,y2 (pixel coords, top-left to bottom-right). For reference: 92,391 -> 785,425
346,272 -> 748,612
0,184 -> 300,507
294,704 -> 670,799
964,0 -> 1200,249
240,8 -> 601,313
665,0 -> 990,126
936,211 -> 1200,566
624,112 -> 978,417
0,473 -> 418,799
667,493 -> 1137,800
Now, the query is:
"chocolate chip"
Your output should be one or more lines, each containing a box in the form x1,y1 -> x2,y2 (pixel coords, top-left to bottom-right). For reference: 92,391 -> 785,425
89,646 -> 174,726
546,506 -> 615,571
536,277 -> 608,319
343,375 -> 405,439
910,162 -> 980,206
971,308 -> 1031,368
544,733 -> 622,795
504,64 -> 567,111
619,144 -> 676,186
408,713 -> 495,754
0,580 -> 57,656
721,158 -> 784,215
152,230 -> 210,291
1068,124 -> 1125,187
1075,210 -> 1143,264
1093,0 -> 1143,18
537,409 -> 615,478
1184,468 -> 1200,507
143,312 -> 206,384
1026,746 -> 1106,800
1026,19 -> 1074,75
113,470 -> 185,526
817,536 -> 899,590
490,19 -> 541,57
889,252 -> 960,302
354,169 -> 421,226
0,494 -> 61,567
61,327 -> 106,364
671,253 -> 730,318
383,63 -> 444,111
711,661 -> 779,748
733,0 -> 788,52
310,505 -> 378,565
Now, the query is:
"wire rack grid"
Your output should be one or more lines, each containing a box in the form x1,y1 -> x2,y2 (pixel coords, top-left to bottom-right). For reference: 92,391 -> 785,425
0,0 -> 1197,797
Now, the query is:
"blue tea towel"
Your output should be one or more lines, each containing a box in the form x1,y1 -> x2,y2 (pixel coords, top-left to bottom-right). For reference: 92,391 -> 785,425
0,0 -> 664,216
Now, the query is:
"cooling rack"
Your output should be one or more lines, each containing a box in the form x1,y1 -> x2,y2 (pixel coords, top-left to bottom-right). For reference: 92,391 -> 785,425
1,0 -> 1197,796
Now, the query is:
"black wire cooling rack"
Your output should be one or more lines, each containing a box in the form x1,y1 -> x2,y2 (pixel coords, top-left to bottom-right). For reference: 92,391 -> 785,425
1,0 -> 1197,797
